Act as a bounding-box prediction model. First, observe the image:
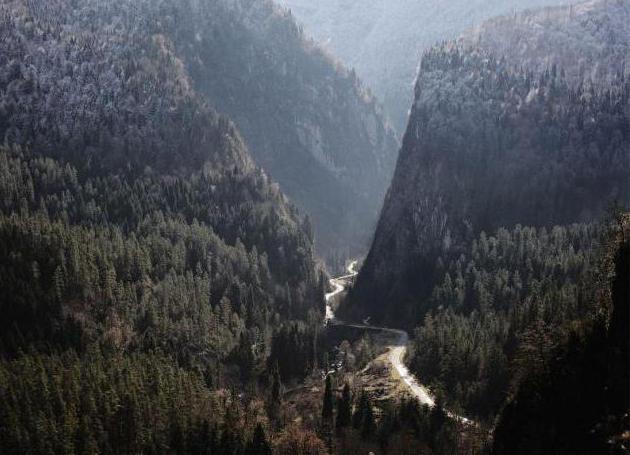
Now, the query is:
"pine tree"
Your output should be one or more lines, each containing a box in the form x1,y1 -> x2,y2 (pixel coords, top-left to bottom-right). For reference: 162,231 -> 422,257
360,396 -> 375,439
246,423 -> 272,455
335,382 -> 352,431
268,362 -> 283,426
237,331 -> 255,382
322,374 -> 334,423
169,418 -> 186,454
271,363 -> 282,404
352,390 -> 368,429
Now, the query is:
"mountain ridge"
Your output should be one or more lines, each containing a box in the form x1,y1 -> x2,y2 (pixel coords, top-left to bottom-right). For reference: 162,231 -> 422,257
0,0 -> 324,371
275,0 -> 573,131
169,0 -> 400,261
344,0 -> 630,326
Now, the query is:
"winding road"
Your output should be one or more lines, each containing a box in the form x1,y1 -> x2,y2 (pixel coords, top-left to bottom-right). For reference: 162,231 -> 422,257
326,261 -> 472,424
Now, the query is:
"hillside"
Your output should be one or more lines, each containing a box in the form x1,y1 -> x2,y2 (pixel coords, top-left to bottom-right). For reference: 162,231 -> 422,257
492,214 -> 629,454
407,222 -> 603,418
1,0 -> 628,452
462,0 -> 630,84
166,0 -> 399,261
0,1 -> 326,450
338,0 -> 630,434
345,0 -> 630,327
5,0 -> 400,265
275,0 -> 572,131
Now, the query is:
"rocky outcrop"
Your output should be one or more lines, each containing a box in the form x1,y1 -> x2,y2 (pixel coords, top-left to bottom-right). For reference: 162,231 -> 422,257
344,0 -> 630,326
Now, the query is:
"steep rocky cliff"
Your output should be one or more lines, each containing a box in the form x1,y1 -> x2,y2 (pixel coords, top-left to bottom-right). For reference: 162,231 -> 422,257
344,0 -> 630,326
171,0 -> 399,260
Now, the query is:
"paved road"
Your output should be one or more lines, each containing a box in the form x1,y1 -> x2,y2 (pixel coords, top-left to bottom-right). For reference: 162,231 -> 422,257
325,261 -> 472,424
324,260 -> 357,323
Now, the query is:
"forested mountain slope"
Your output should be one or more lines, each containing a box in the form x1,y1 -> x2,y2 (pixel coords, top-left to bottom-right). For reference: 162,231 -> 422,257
275,0 -> 571,131
492,214 -> 629,454
462,0 -> 630,84
4,0 -> 400,264
408,223 -> 603,418
345,0 -> 630,326
165,0 -> 399,260
340,0 -> 630,434
0,1 -> 325,450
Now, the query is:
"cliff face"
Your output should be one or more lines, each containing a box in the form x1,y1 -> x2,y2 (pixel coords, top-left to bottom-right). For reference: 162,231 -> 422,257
169,0 -> 399,260
344,0 -> 630,326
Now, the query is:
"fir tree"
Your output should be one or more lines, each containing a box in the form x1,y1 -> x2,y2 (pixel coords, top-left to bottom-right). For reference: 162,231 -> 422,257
335,382 -> 352,431
322,374 -> 334,424
246,424 -> 272,455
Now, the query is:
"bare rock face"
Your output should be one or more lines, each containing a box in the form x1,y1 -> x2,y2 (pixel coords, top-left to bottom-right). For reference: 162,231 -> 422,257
344,0 -> 630,326
176,0 -> 399,261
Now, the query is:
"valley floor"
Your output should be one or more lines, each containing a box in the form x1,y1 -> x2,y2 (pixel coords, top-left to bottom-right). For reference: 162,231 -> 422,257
326,262 -> 473,422
281,262 -> 488,453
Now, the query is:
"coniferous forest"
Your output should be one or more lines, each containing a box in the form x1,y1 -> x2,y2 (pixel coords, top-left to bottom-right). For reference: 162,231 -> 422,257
0,0 -> 628,454
0,1 -> 324,451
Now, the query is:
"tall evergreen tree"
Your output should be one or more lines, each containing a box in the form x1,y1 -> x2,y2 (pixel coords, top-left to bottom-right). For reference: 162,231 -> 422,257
322,375 -> 334,424
360,396 -> 376,440
271,363 -> 283,404
246,424 -> 272,455
335,382 -> 352,431
352,390 -> 369,430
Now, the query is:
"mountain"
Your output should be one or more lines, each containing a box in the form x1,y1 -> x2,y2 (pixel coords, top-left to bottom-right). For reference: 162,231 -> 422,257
6,0 -> 401,266
492,214 -> 629,454
275,0 -> 573,131
407,222 -> 603,418
163,0 -> 399,262
344,0 -> 630,327
0,0 -> 327,450
462,0 -> 630,84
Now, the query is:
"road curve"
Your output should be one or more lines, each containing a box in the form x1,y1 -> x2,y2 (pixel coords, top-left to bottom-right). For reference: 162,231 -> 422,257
325,261 -> 472,424
324,260 -> 358,323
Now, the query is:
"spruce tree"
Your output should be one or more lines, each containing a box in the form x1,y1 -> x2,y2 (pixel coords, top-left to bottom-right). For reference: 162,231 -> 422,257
322,374 -> 334,423
271,363 -> 282,404
246,423 -> 272,455
353,390 -> 368,429
335,382 -> 352,431
268,363 -> 283,426
361,399 -> 376,439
